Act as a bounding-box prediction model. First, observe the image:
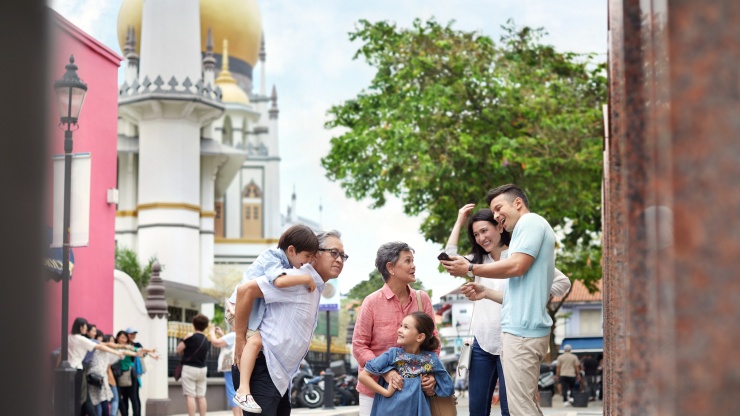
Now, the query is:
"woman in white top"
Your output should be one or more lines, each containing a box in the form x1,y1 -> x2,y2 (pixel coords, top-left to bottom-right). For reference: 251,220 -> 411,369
209,326 -> 240,416
446,205 -> 571,416
67,318 -> 123,415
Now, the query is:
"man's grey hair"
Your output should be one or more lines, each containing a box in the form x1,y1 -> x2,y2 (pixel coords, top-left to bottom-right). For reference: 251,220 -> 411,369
375,241 -> 414,281
563,344 -> 572,352
317,230 -> 342,248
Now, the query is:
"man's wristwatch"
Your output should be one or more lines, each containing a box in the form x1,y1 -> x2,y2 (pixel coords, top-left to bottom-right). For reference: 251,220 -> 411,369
467,263 -> 474,278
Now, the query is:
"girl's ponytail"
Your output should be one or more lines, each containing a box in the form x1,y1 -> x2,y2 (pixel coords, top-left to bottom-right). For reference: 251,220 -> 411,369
410,311 -> 440,352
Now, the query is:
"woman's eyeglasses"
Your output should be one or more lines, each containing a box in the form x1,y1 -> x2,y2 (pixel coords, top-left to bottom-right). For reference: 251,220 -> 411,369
318,248 -> 349,261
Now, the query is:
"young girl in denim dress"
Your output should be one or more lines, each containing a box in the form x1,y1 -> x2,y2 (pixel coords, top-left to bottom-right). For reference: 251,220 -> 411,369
359,312 -> 454,416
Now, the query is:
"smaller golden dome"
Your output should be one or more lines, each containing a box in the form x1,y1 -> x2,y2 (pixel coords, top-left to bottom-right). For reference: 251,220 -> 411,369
215,39 -> 249,105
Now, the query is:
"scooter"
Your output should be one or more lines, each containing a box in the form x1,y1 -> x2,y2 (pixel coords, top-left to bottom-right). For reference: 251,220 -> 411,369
290,360 -> 316,407
333,373 -> 359,406
297,374 -> 324,408
538,362 -> 557,394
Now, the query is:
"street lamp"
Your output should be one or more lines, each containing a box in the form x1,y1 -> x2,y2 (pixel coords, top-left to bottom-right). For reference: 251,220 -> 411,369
53,55 -> 87,416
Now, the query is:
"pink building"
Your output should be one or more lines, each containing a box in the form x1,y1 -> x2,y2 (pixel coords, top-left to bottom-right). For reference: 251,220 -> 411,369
46,10 -> 122,345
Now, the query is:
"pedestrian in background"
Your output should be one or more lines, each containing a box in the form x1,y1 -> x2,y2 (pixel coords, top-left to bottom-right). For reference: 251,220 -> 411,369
582,354 -> 599,401
176,313 -> 211,416
209,325 -> 241,416
556,344 -> 581,406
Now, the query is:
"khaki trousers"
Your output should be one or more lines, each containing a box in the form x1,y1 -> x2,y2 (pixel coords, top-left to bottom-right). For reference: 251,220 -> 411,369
502,332 -> 549,416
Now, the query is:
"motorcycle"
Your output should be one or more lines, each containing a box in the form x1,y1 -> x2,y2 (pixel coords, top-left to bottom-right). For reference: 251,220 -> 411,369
297,374 -> 324,408
538,362 -> 557,394
290,360 -> 317,407
333,373 -> 359,406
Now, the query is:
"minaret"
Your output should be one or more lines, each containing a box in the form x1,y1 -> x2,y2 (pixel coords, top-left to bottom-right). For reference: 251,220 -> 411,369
124,26 -> 139,84
118,0 -> 223,292
319,199 -> 323,229
290,186 -> 297,223
260,83 -> 281,237
138,0 -> 201,84
269,84 -> 279,120
203,27 -> 216,88
259,33 -> 266,96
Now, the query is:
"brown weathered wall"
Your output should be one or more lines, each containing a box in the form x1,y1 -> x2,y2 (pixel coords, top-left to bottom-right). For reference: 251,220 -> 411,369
604,0 -> 740,415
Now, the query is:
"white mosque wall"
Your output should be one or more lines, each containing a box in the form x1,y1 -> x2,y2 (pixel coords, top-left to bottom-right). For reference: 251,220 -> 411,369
199,157 -> 218,287
224,170 -> 242,238
138,119 -> 201,206
117,153 -> 138,213
113,269 -> 155,414
138,225 -> 200,286
139,0 -> 202,86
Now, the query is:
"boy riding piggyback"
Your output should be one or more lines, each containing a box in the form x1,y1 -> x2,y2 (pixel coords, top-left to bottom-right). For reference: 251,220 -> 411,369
225,224 -> 319,413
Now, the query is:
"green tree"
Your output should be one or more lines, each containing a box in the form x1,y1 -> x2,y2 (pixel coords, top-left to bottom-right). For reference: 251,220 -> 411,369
114,246 -> 161,290
322,18 -> 606,270
347,270 -> 429,301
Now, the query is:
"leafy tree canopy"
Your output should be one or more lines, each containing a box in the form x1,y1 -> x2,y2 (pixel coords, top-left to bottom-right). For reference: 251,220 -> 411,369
347,270 -> 429,301
322,19 -> 606,286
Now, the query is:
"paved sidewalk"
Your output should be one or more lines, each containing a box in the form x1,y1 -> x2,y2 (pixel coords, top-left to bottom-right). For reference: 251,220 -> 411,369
172,405 -> 360,416
173,395 -> 603,416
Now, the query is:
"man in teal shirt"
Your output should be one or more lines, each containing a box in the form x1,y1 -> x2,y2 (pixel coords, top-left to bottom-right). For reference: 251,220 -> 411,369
443,184 -> 555,416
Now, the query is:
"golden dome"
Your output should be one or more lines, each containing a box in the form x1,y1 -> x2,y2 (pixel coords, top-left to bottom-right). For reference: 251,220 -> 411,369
215,40 -> 249,105
117,0 -> 262,70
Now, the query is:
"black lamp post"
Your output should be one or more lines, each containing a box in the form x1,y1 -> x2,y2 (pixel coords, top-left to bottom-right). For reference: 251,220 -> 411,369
346,308 -> 355,344
53,55 -> 87,416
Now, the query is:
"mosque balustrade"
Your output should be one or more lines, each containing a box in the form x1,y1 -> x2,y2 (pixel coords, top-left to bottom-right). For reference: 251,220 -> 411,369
119,75 -> 223,103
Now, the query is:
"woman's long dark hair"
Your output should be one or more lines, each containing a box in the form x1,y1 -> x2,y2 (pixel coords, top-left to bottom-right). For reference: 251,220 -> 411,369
115,330 -> 129,344
71,317 -> 88,335
466,209 -> 511,264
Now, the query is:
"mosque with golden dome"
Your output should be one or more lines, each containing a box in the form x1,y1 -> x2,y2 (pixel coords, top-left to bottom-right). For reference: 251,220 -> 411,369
114,0 -> 288,347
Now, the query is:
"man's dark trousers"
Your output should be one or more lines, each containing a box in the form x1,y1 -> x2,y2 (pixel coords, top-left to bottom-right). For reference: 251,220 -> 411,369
560,376 -> 576,402
232,351 -> 291,416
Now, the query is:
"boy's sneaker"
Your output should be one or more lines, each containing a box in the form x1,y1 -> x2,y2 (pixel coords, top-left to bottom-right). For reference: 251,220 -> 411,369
234,393 -> 262,413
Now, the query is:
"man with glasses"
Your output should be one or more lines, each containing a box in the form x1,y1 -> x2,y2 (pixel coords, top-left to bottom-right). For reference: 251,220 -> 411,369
232,230 -> 347,416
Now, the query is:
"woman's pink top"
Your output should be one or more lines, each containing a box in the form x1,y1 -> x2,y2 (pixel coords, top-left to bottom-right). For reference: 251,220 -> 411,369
352,283 -> 440,397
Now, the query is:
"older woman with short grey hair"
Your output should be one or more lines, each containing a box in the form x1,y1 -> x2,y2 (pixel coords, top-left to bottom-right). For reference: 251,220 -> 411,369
352,241 -> 441,416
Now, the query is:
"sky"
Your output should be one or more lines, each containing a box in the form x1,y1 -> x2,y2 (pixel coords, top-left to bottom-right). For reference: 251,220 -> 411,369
50,0 -> 607,302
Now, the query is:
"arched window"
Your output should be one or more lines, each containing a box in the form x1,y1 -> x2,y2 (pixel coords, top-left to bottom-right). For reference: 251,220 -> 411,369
242,180 -> 263,238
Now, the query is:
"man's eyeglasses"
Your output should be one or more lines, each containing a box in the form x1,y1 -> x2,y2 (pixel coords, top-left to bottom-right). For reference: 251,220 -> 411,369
318,248 -> 349,261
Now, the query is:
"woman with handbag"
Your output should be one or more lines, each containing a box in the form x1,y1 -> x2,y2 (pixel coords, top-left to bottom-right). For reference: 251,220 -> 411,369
101,335 -> 123,416
176,313 -> 211,416
352,242 -> 441,416
114,330 -> 143,416
446,205 -> 571,416
67,318 -> 124,416
87,332 -> 140,415
209,326 -> 240,416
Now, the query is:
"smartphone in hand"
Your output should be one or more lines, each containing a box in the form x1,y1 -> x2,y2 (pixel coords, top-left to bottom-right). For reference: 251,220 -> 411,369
437,252 -> 452,262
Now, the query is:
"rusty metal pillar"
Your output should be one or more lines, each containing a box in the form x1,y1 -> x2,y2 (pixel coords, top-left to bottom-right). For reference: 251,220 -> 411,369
606,0 -> 740,415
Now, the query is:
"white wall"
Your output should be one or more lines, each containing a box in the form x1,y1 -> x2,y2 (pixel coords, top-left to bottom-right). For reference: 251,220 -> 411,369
113,270 -> 167,416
